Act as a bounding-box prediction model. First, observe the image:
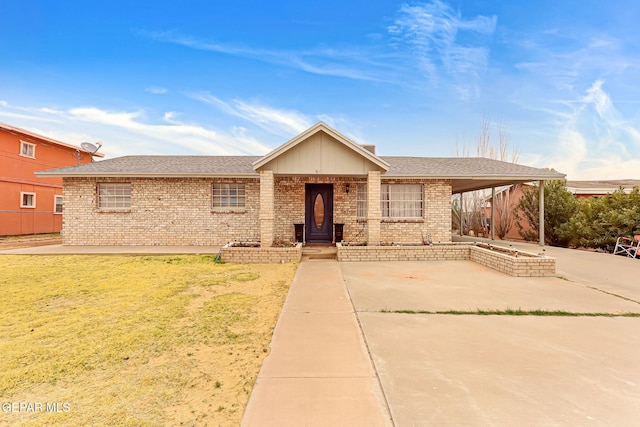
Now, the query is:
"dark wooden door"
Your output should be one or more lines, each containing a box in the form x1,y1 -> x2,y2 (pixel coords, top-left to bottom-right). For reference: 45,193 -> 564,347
305,184 -> 333,243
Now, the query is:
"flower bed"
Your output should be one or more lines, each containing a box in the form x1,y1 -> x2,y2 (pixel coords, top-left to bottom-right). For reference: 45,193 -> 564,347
220,242 -> 302,264
337,242 -> 555,277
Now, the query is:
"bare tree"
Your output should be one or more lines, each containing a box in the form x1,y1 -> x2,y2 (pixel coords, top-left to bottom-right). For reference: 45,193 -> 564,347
454,117 -> 519,239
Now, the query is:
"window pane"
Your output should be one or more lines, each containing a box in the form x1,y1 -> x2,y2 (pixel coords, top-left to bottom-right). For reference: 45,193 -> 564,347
381,184 -> 423,218
55,196 -> 63,213
212,183 -> 245,208
98,183 -> 131,209
356,183 -> 367,218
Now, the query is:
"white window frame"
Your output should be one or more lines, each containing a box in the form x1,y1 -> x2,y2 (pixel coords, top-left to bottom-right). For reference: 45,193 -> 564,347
54,195 -> 63,214
212,182 -> 246,209
97,183 -> 131,209
20,192 -> 36,208
356,183 -> 367,219
381,184 -> 424,219
20,141 -> 36,158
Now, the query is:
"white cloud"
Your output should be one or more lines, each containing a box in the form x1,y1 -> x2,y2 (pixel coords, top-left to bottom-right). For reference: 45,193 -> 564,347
0,101 -> 271,157
143,30 -> 388,83
387,1 -> 496,98
145,86 -> 168,94
541,80 -> 640,180
192,93 -> 314,137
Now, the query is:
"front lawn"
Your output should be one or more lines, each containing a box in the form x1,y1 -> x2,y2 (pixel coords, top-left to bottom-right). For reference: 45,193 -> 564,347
0,255 -> 296,426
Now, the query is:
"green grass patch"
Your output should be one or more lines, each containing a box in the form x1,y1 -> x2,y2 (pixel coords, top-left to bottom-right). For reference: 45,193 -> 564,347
380,308 -> 640,317
0,255 -> 296,426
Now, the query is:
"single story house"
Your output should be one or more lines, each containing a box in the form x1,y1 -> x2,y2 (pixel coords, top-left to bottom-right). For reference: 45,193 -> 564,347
36,122 -> 565,247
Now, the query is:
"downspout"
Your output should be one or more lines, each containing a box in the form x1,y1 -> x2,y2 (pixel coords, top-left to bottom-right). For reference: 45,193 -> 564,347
539,180 -> 545,246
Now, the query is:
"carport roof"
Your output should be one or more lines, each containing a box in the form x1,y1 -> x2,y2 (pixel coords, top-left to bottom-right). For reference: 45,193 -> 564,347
37,154 -> 564,193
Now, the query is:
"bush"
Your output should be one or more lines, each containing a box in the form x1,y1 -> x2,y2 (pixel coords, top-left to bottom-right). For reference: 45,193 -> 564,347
565,187 -> 640,251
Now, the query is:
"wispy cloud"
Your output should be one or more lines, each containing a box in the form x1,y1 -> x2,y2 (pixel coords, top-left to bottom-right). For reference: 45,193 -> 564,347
142,30 -> 391,83
0,101 -> 271,157
544,80 -> 640,179
145,86 -> 168,94
191,93 -> 314,137
387,1 -> 497,99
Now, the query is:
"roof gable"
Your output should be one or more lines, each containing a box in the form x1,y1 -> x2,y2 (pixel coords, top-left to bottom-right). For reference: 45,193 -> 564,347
253,122 -> 389,175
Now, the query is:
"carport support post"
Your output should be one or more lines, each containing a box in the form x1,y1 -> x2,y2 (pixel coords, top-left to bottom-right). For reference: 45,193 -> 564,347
259,170 -> 275,247
539,180 -> 545,246
490,187 -> 495,240
459,193 -> 464,235
367,171 -> 381,245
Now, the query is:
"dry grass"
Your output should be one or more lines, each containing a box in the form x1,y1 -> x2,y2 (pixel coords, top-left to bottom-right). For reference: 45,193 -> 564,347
0,255 -> 296,426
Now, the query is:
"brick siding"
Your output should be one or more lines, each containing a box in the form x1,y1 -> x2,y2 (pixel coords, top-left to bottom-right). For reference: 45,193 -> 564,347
62,177 -> 260,245
337,243 -> 556,277
220,243 -> 302,263
62,176 -> 454,246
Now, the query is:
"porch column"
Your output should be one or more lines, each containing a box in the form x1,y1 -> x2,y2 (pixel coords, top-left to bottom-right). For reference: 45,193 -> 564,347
539,180 -> 545,246
367,171 -> 381,245
259,170 -> 274,247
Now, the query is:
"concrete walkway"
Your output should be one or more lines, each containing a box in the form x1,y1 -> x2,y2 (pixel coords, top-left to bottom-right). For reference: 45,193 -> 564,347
241,259 -> 393,427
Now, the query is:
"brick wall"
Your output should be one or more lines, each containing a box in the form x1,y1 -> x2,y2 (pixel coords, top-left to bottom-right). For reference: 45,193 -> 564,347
469,246 -> 556,277
380,179 -> 452,244
62,176 -> 453,246
220,243 -> 302,263
62,177 -> 260,245
337,243 -> 469,262
273,176 -> 368,243
273,177 -> 452,244
337,243 -> 556,277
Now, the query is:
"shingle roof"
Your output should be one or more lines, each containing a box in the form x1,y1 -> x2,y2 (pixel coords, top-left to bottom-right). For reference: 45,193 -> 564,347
37,155 -> 562,178
37,155 -> 261,176
36,154 -> 565,193
381,156 -> 563,178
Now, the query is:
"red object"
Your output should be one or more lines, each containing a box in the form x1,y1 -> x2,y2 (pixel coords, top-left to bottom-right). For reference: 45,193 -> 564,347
0,123 -> 98,236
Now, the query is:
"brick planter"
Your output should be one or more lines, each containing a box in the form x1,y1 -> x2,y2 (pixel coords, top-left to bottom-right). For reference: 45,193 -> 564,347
469,245 -> 556,277
220,242 -> 302,264
337,242 -> 555,277
336,242 -> 469,262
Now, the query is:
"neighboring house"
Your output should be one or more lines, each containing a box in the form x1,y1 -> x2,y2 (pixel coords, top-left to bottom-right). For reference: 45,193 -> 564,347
565,180 -> 640,198
37,122 -> 564,246
483,180 -> 640,242
0,122 -> 102,236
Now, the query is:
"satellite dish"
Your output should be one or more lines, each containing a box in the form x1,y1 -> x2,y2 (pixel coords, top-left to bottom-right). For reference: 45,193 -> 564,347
81,142 -> 99,153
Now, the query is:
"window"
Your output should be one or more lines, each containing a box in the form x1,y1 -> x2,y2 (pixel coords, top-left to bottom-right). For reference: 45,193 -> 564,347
98,183 -> 131,209
212,183 -> 245,208
54,196 -> 63,214
381,184 -> 423,219
20,192 -> 36,208
20,141 -> 36,158
356,183 -> 367,219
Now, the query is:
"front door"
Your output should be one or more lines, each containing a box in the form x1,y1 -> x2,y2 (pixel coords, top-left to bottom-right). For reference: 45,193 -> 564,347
305,184 -> 333,243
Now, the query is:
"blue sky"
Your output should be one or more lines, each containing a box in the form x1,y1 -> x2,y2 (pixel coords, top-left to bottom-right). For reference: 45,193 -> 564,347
1,0 -> 639,179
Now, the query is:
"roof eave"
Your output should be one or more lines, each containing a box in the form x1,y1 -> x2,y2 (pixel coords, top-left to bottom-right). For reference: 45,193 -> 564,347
34,172 -> 260,178
384,174 -> 566,180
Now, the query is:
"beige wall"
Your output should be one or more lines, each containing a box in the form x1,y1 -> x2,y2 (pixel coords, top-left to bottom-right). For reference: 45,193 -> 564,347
62,177 -> 260,245
62,176 -> 452,246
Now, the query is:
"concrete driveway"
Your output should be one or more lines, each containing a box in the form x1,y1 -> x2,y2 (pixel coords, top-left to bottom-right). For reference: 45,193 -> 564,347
341,258 -> 640,426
